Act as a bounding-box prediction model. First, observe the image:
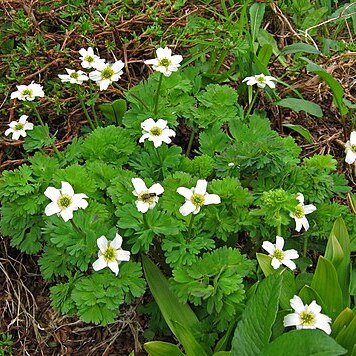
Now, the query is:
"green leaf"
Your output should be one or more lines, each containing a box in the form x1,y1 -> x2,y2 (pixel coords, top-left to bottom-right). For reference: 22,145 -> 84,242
144,341 -> 184,356
283,124 -> 314,144
249,3 -> 265,43
275,98 -> 323,118
256,253 -> 275,277
98,99 -> 127,125
325,217 -> 351,307
306,60 -> 348,116
311,256 -> 344,319
142,256 -> 208,355
258,44 -> 273,67
231,274 -> 282,356
335,315 -> 356,355
332,308 -> 355,338
280,43 -> 320,55
23,125 -> 55,152
261,330 -> 347,356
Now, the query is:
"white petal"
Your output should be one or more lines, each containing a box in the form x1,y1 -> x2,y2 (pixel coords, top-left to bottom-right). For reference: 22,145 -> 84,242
266,80 -> 276,89
132,178 -> 147,194
60,208 -> 74,222
290,295 -> 305,313
308,300 -> 322,314
110,234 -> 123,249
315,314 -> 332,334
345,150 -> 356,164
61,182 -> 74,196
262,241 -> 275,255
204,193 -> 221,205
301,216 -> 310,231
136,200 -> 149,213
139,133 -> 150,143
116,250 -> 131,262
171,55 -> 183,65
144,58 -> 159,65
193,206 -> 201,214
19,115 -> 28,124
284,249 -> 299,260
282,259 -> 297,270
12,131 -> 21,140
99,80 -> 110,91
151,136 -> 163,148
141,118 -> 156,131
45,202 -> 61,216
350,131 -> 356,145
304,204 -> 317,214
179,201 -> 196,216
72,194 -> 88,209
195,180 -> 208,195
97,236 -> 109,252
294,218 -> 303,232
108,261 -> 119,275
4,128 -> 13,137
176,187 -> 193,199
283,313 -> 300,327
271,257 -> 282,269
93,256 -> 107,271
149,183 -> 164,195
89,71 -> 101,81
44,187 -> 61,201
275,236 -> 285,250
79,48 -> 87,56
112,60 -> 124,72
296,193 -> 304,205
156,119 -> 168,129
24,123 -> 34,130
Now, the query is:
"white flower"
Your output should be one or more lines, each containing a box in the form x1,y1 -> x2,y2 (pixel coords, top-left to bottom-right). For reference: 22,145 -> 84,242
79,47 -> 105,69
284,295 -> 332,334
139,118 -> 176,148
58,68 -> 89,84
44,181 -> 88,222
132,178 -> 164,213
290,193 -> 317,232
177,180 -> 221,216
345,131 -> 356,164
92,234 -> 130,276
5,115 -> 33,140
262,236 -> 299,270
242,74 -> 277,89
10,81 -> 45,101
144,47 -> 183,77
89,60 -> 124,91
228,162 -> 235,167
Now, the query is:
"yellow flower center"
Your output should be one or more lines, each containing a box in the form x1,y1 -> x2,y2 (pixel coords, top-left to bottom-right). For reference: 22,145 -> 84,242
191,193 -> 205,207
103,246 -> 117,263
299,311 -> 316,326
101,67 -> 115,80
22,88 -> 33,96
273,249 -> 285,261
158,58 -> 171,67
150,127 -> 163,136
57,194 -> 72,209
351,144 -> 356,153
138,191 -> 156,204
70,72 -> 79,79
256,76 -> 265,84
84,55 -> 94,63
14,123 -> 24,131
294,205 -> 305,219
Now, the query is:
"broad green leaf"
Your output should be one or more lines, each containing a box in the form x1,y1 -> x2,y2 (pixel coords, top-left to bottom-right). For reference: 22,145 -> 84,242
261,330 -> 347,356
335,315 -> 356,354
280,43 -> 320,55
279,270 -> 297,310
23,125 -> 56,152
144,341 -> 184,356
325,217 -> 351,307
249,3 -> 265,43
98,99 -> 127,125
232,274 -> 282,355
213,352 -> 231,356
298,285 -> 324,309
283,124 -> 314,144
275,98 -> 323,118
256,253 -> 275,277
214,320 -> 236,353
351,267 -> 356,296
305,60 -> 348,116
142,256 -> 208,356
258,44 -> 273,67
311,256 -> 344,319
332,308 -> 355,338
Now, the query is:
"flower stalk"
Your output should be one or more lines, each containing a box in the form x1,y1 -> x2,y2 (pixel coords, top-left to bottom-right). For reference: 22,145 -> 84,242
154,73 -> 164,115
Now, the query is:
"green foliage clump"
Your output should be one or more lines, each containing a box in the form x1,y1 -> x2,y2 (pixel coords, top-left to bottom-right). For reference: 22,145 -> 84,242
180,154 -> 215,179
172,247 -> 255,331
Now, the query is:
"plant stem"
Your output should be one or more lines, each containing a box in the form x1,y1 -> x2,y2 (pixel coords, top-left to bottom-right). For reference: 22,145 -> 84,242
70,219 -> 84,237
303,234 -> 309,257
245,88 -> 259,118
89,81 -> 100,127
277,223 -> 281,237
78,88 -> 96,130
154,73 -> 164,116
155,147 -> 164,180
142,213 -> 149,230
187,214 -> 195,241
185,126 -> 196,157
114,82 -> 150,112
30,103 -> 63,159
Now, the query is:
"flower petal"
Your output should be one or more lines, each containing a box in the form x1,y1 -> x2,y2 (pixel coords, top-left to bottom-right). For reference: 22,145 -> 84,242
315,314 -> 332,335
110,234 -> 123,249
345,150 -> 356,164
275,236 -> 285,250
136,200 -> 149,213
296,193 -> 304,205
132,178 -> 147,194
93,256 -> 107,271
44,187 -> 61,201
176,187 -> 193,199
350,131 -> 356,145
308,300 -> 322,314
271,257 -> 281,269
301,216 -> 310,231
179,201 -> 196,216
97,235 -> 109,253
262,241 -> 275,255
108,261 -> 119,276
290,295 -> 305,313
149,183 -> 164,195
116,250 -> 131,262
141,118 -> 156,131
204,193 -> 221,205
304,204 -> 317,214
60,208 -> 74,222
282,259 -> 297,270
156,119 -> 168,129
284,249 -> 299,260
72,194 -> 89,209
283,313 -> 300,327
45,202 -> 61,216
61,182 -> 74,196
195,180 -> 207,195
